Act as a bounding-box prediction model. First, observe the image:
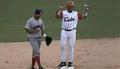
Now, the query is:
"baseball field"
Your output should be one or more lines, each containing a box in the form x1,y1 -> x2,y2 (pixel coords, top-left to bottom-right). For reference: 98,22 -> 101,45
1,0 -> 120,69
1,38 -> 120,69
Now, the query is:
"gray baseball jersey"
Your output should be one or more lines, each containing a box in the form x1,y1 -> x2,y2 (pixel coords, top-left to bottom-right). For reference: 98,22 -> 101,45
25,17 -> 45,38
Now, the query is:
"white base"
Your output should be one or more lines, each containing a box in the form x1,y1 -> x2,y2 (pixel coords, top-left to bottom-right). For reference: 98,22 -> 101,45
60,66 -> 74,69
60,66 -> 68,69
68,67 -> 74,69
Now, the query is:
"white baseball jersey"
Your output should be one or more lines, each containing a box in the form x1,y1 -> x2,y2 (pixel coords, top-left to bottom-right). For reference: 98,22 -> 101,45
61,10 -> 78,30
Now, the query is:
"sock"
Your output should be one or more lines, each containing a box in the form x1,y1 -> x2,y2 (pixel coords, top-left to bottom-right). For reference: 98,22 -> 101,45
36,56 -> 41,68
31,57 -> 36,68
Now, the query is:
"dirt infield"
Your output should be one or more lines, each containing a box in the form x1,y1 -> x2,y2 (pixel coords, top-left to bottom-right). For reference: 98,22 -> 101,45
0,38 -> 120,69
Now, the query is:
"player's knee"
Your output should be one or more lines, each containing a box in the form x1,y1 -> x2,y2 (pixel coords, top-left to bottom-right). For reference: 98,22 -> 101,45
69,44 -> 73,47
61,42 -> 66,46
32,50 -> 40,57
61,45 -> 66,50
69,42 -> 75,47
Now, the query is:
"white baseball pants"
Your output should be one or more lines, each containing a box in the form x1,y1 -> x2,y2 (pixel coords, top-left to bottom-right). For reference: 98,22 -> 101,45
60,29 -> 76,62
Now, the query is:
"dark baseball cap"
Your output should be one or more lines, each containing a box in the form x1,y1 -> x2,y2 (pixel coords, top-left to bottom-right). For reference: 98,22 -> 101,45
35,9 -> 43,14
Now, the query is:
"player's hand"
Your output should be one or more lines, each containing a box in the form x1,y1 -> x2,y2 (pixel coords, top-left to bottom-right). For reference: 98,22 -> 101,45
25,29 -> 40,34
59,3 -> 64,10
84,4 -> 90,12
34,29 -> 41,33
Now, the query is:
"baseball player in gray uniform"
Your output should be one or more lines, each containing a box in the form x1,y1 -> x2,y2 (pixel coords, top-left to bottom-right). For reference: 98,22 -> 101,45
24,9 -> 44,69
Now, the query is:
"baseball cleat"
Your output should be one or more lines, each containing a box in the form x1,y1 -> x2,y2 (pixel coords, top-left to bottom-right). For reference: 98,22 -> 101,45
30,67 -> 36,69
39,66 -> 44,69
58,62 -> 66,67
68,66 -> 74,69
68,62 -> 73,67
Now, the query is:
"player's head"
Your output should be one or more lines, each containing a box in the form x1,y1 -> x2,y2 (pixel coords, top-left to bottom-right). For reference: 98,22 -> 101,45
34,9 -> 43,20
66,1 -> 74,13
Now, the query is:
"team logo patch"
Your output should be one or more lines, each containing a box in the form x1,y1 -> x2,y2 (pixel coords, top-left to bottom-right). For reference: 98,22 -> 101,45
64,17 -> 75,22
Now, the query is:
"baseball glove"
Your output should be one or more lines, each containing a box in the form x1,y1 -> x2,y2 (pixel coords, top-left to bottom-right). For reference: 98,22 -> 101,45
45,36 -> 52,46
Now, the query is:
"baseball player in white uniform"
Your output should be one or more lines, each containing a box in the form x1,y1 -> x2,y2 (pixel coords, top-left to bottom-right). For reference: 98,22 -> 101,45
55,1 -> 90,68
24,9 -> 44,69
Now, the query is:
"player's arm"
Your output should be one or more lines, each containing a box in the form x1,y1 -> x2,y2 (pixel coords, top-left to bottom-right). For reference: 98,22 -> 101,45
78,11 -> 89,20
82,10 -> 89,19
78,12 -> 83,20
25,28 -> 40,34
55,4 -> 63,19
78,4 -> 90,20
55,10 -> 63,18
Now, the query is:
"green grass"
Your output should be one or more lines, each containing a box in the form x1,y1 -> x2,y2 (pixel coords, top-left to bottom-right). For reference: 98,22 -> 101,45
0,0 -> 120,42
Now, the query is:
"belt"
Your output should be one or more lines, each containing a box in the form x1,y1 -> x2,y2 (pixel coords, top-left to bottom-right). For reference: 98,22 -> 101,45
28,37 -> 41,39
27,37 -> 41,41
36,37 -> 41,38
62,28 -> 76,31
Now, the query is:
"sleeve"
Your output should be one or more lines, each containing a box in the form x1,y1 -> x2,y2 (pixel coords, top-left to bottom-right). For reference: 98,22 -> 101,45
24,20 -> 31,30
56,10 -> 63,19
59,11 -> 63,19
78,12 -> 83,20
